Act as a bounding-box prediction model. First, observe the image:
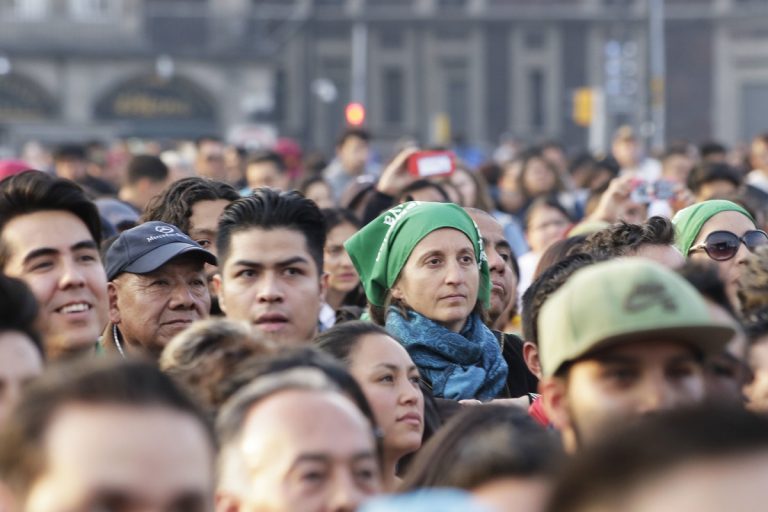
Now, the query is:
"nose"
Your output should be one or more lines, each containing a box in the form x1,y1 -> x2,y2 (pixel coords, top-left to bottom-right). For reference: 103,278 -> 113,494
735,239 -> 752,264
328,470 -> 366,512
59,257 -> 86,290
340,251 -> 355,271
636,376 -> 676,415
256,272 -> 284,303
398,376 -> 422,406
168,283 -> 198,310
486,246 -> 507,275
444,259 -> 467,286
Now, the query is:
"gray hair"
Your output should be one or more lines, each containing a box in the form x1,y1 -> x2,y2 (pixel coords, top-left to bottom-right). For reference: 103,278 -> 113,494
215,367 -> 341,495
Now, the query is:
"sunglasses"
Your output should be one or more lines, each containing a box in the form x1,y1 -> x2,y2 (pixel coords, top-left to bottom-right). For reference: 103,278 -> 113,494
688,230 -> 768,261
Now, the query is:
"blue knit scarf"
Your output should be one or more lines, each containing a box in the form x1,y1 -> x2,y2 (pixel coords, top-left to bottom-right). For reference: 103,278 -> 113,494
386,308 -> 508,401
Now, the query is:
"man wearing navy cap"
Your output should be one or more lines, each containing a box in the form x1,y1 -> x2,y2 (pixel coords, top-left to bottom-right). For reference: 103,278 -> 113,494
104,221 -> 216,358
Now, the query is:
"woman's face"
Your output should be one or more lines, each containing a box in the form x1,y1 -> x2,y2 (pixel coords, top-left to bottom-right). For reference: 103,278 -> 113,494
523,157 -> 557,197
348,333 -> 424,459
392,228 -> 480,332
451,169 -> 477,207
324,222 -> 360,294
526,206 -> 571,254
689,210 -> 758,306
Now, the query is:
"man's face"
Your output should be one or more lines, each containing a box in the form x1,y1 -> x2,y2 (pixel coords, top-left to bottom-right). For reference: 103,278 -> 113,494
545,340 -> 706,450
215,227 -> 325,346
196,141 -> 227,181
24,404 -> 214,512
109,255 -> 210,357
245,162 -> 289,191
2,211 -> 109,359
662,154 -> 694,183
470,211 -> 516,323
0,331 -> 43,426
218,390 -> 381,512
612,137 -> 639,168
54,157 -> 88,182
337,136 -> 369,175
188,199 -> 231,300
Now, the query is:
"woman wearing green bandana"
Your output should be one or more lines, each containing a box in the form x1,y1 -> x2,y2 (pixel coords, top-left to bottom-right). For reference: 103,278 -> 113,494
673,199 -> 768,309
345,201 -> 509,401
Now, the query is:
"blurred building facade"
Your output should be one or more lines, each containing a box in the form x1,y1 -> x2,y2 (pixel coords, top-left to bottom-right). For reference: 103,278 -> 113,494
0,0 -> 767,154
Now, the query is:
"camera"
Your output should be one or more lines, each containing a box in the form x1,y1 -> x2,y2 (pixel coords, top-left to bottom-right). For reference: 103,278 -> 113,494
630,179 -> 676,204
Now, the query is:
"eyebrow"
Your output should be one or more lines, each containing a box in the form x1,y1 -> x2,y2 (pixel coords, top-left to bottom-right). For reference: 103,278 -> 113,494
22,240 -> 98,265
290,451 -> 377,469
374,363 -> 419,373
188,228 -> 216,237
232,256 -> 310,269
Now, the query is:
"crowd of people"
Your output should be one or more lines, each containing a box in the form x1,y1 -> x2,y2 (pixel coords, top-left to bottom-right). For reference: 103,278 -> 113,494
1,124 -> 768,511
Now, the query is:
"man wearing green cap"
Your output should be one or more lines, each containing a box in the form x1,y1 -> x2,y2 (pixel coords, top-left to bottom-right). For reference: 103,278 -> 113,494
537,258 -> 735,453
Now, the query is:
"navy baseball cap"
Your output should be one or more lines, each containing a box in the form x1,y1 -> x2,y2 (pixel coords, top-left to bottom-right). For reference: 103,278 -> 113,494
105,221 -> 216,281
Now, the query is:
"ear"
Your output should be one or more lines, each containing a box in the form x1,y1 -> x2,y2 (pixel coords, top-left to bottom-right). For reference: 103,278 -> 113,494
391,283 -> 404,301
212,274 -> 226,314
539,376 -> 576,451
107,282 -> 121,324
523,341 -> 543,380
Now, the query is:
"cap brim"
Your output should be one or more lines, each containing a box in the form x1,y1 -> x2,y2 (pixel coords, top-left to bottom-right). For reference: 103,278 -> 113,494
122,242 -> 217,275
567,324 -> 736,370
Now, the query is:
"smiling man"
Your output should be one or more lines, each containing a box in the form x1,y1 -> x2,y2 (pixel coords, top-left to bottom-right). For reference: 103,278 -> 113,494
0,170 -> 109,360
214,188 -> 327,346
104,221 -> 215,358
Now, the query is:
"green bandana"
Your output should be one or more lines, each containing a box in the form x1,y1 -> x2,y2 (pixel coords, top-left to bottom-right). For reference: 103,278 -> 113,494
672,200 -> 755,256
345,201 -> 490,308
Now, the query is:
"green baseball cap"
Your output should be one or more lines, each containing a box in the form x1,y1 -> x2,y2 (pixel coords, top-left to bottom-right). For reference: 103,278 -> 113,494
538,258 -> 735,377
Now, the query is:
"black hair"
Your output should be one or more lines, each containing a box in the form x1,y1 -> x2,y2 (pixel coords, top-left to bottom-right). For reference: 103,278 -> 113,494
337,127 -> 371,148
246,150 -> 286,173
217,188 -> 326,272
142,177 -> 239,234
0,170 -> 102,268
314,321 -> 391,366
700,141 -> 728,159
321,208 -> 360,234
661,145 -> 689,162
397,179 -> 450,204
533,235 -> 589,279
0,273 -> 44,359
53,144 -> 87,161
581,216 -> 676,260
523,195 -> 572,231
125,154 -> 169,186
522,253 -> 596,346
0,358 -> 213,497
401,405 -> 562,491
547,406 -> 768,512
687,162 -> 742,195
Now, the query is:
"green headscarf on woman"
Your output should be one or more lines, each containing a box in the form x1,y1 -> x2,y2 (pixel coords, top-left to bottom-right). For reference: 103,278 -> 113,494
672,199 -> 754,257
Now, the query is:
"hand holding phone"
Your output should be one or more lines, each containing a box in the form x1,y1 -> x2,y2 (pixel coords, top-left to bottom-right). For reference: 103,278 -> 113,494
407,151 -> 456,178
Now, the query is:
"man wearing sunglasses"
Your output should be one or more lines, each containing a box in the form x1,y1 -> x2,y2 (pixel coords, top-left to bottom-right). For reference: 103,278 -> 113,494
674,199 -> 768,310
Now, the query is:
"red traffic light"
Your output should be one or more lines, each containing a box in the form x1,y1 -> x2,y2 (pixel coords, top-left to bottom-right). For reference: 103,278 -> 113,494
345,102 -> 366,126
